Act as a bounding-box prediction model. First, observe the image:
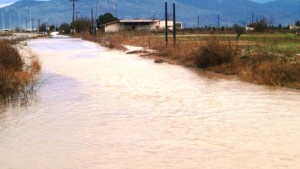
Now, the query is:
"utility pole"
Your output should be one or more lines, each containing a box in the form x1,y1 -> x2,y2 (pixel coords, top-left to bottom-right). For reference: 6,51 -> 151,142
173,3 -> 176,45
198,16 -> 200,28
112,0 -> 117,17
69,0 -> 79,33
25,17 -> 28,31
24,7 -> 32,31
151,10 -> 156,20
75,12 -> 80,21
18,10 -> 21,30
5,9 -> 11,30
1,10 -> 4,30
251,11 -> 254,25
9,12 -> 11,30
217,14 -> 220,30
91,8 -> 95,36
31,18 -> 34,31
96,0 -> 99,20
29,8 -> 31,31
165,1 -> 168,47
95,0 -> 99,35
37,19 -> 41,32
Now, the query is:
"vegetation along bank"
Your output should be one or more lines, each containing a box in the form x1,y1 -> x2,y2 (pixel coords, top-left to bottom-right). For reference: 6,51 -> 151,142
0,38 -> 41,104
73,30 -> 300,89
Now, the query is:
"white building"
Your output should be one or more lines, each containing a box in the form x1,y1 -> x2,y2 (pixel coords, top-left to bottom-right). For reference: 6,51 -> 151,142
101,20 -> 183,32
245,26 -> 254,31
157,20 -> 183,31
289,25 -> 300,30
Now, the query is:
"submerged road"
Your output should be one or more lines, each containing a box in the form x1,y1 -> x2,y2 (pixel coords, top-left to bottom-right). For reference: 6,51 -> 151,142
0,36 -> 300,169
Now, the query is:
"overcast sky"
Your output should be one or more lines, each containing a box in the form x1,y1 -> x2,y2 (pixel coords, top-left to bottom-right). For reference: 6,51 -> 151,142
0,0 -> 276,8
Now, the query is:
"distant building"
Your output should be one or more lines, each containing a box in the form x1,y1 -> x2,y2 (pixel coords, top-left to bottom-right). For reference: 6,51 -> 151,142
101,20 -> 183,32
0,29 -> 12,32
289,25 -> 300,30
245,26 -> 254,31
157,20 -> 184,31
102,20 -> 158,32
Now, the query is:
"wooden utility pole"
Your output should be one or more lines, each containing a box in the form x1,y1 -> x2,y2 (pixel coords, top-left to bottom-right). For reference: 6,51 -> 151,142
165,1 -> 168,46
91,8 -> 96,36
69,0 -> 79,33
217,14 -> 220,30
37,19 -> 41,32
173,3 -> 176,45
252,11 -> 254,25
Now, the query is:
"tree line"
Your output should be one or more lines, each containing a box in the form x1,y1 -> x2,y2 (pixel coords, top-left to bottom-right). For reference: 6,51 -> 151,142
56,13 -> 118,34
36,12 -> 300,35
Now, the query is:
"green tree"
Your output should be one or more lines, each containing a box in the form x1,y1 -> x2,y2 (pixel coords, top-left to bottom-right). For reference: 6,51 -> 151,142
233,24 -> 245,42
96,13 -> 118,28
39,23 -> 47,32
49,25 -> 56,31
59,23 -> 71,34
295,20 -> 300,26
253,18 -> 268,32
72,18 -> 91,33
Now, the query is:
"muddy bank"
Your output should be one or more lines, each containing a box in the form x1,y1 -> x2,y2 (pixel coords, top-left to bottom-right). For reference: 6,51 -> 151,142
0,39 -> 41,104
75,32 -> 300,89
15,41 -> 40,69
1,36 -> 300,169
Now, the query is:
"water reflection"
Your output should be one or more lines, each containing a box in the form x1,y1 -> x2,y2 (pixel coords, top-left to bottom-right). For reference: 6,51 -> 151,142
0,36 -> 300,169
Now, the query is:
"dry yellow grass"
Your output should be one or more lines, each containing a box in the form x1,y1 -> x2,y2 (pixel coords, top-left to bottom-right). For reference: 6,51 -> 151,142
0,39 -> 41,103
75,31 -> 300,89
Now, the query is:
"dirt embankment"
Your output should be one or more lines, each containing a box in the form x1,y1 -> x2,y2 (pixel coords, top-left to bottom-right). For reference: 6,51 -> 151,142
75,32 -> 300,89
0,39 -> 41,104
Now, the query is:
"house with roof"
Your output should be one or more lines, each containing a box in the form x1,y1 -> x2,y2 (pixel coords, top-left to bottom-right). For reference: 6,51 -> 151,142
289,25 -> 300,30
101,20 -> 183,32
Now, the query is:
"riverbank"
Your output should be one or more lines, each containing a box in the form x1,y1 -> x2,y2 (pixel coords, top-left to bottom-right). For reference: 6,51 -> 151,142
1,36 -> 300,169
75,32 -> 300,89
0,38 -> 41,104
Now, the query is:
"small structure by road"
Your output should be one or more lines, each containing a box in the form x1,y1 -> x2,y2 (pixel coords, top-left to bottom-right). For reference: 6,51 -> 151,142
289,25 -> 300,30
101,20 -> 183,32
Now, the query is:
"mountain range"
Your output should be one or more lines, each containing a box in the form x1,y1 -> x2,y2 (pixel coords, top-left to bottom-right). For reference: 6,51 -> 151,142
0,0 -> 299,30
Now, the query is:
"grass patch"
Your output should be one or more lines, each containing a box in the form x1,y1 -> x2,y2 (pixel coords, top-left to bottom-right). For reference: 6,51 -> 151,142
195,38 -> 235,68
236,50 -> 300,88
74,31 -> 300,89
0,39 -> 41,104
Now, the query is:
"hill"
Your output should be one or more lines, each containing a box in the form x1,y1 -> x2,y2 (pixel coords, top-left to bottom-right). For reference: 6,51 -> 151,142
0,0 -> 299,30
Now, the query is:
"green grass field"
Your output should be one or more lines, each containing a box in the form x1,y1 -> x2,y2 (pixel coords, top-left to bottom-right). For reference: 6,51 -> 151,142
156,32 -> 300,56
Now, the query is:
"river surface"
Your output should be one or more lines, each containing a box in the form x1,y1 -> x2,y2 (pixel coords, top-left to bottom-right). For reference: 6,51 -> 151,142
0,36 -> 300,169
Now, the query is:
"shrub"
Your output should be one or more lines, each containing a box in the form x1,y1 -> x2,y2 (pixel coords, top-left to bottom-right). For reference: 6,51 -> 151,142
72,18 -> 92,33
0,39 -> 40,103
0,40 -> 23,70
195,38 -> 235,68
59,23 -> 71,34
237,51 -> 300,87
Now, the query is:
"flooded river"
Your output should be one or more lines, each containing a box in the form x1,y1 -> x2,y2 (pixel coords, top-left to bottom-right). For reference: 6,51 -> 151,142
0,36 -> 300,169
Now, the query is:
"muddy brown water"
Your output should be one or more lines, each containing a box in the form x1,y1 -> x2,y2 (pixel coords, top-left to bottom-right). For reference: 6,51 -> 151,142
0,36 -> 300,169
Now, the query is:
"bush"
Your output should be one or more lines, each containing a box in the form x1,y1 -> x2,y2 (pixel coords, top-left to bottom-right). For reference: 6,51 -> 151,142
72,18 -> 91,33
0,39 -> 40,103
195,38 -> 235,68
59,23 -> 71,34
0,40 -> 23,70
237,51 -> 300,87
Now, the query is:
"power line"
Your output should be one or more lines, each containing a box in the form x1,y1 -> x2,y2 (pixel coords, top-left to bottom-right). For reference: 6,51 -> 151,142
69,0 -> 79,32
